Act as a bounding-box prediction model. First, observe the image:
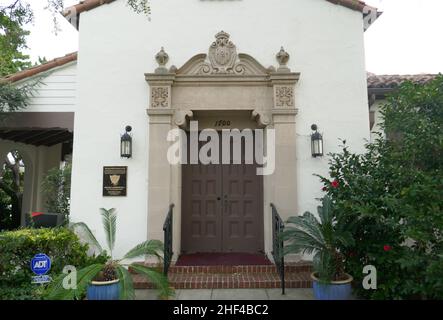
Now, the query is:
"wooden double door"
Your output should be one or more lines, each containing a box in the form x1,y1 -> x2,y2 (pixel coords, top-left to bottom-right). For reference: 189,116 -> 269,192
181,132 -> 264,253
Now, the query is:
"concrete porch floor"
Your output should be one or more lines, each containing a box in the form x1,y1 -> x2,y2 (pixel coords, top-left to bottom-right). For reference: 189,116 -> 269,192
135,288 -> 314,300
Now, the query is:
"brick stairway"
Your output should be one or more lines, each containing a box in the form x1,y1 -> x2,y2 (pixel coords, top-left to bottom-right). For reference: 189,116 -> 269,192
131,262 -> 313,289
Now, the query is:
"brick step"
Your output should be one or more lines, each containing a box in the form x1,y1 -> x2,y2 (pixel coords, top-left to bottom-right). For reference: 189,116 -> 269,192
130,262 -> 312,275
132,271 -> 313,290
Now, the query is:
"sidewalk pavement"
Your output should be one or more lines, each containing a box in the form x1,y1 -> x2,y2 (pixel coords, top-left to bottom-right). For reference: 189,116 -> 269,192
135,288 -> 314,300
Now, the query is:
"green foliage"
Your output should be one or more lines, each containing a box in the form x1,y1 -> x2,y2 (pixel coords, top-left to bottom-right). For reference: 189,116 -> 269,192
126,0 -> 151,16
0,227 -> 106,300
0,81 -> 35,118
1,0 -> 151,76
0,8 -> 32,76
0,150 -> 26,230
115,265 -> 135,300
318,75 -> 443,299
123,239 -> 163,261
46,264 -> 105,300
0,168 -> 14,230
281,196 -> 354,283
100,208 -> 116,258
46,208 -> 173,300
41,163 -> 71,221
1,0 -> 151,37
0,282 -> 43,300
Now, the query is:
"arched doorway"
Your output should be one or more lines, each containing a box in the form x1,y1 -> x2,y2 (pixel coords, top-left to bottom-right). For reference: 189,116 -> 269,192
145,31 -> 300,260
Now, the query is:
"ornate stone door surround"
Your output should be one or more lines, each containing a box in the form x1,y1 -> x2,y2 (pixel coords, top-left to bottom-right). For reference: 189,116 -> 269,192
145,31 -> 300,259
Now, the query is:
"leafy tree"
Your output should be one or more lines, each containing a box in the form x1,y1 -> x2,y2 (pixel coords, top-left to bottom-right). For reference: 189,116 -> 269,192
1,0 -> 152,76
0,151 -> 25,230
0,80 -> 34,116
0,3 -> 32,76
1,0 -> 151,29
34,56 -> 48,66
318,75 -> 443,299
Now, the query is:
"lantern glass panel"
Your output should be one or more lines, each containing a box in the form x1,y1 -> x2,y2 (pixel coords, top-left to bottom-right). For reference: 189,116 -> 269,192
121,134 -> 132,158
311,132 -> 323,157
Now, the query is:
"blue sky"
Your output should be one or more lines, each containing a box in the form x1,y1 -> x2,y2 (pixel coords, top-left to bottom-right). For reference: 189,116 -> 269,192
14,0 -> 443,75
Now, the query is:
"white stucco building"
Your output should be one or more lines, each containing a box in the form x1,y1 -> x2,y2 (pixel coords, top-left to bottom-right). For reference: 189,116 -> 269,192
2,0 -> 388,269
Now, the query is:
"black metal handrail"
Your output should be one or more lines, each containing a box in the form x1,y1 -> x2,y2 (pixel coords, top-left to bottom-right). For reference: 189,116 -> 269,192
163,204 -> 174,275
270,203 -> 285,295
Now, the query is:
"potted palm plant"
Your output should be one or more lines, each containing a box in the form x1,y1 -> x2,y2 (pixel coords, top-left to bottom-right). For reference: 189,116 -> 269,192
46,208 -> 173,300
281,196 -> 355,300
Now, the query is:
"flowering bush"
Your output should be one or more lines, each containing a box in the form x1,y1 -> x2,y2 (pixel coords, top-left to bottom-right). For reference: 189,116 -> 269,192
317,75 -> 443,299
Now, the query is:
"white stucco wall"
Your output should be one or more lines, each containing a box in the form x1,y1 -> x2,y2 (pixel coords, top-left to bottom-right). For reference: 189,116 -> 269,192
70,0 -> 370,258
18,62 -> 77,113
370,99 -> 386,142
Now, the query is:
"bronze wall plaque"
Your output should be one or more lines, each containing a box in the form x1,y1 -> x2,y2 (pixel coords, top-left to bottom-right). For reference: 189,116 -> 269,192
103,166 -> 127,197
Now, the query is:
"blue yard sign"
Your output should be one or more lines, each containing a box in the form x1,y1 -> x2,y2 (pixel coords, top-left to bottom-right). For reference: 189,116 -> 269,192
31,253 -> 51,275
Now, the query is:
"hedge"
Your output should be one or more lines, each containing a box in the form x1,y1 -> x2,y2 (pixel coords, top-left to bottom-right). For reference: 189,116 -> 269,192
0,227 -> 106,300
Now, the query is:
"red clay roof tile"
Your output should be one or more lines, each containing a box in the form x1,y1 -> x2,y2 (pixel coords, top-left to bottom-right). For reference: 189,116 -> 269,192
2,52 -> 78,83
367,73 -> 438,89
63,0 -> 374,17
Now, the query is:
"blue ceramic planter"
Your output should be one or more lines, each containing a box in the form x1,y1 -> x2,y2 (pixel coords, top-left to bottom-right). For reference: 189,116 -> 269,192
311,273 -> 353,300
87,279 -> 120,300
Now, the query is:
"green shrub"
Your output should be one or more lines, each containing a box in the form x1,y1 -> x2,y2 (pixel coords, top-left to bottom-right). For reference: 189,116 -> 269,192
41,163 -> 72,222
0,283 -> 43,300
318,75 -> 443,300
0,227 -> 107,300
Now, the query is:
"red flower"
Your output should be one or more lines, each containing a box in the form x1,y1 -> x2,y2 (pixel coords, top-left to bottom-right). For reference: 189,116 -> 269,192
383,245 -> 392,252
331,180 -> 339,188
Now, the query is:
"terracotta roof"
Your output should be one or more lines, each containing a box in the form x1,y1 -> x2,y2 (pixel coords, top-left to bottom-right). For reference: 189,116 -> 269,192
63,0 -> 375,16
367,73 -> 438,89
3,52 -> 78,83
325,0 -> 368,12
62,0 -> 116,16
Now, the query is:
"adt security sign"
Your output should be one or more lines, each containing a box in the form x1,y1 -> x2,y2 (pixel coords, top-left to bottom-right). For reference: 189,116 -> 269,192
31,254 -> 52,284
31,253 -> 51,275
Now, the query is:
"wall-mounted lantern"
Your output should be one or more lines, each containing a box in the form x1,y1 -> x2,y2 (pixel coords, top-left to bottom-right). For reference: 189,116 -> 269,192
121,125 -> 132,158
311,124 -> 323,158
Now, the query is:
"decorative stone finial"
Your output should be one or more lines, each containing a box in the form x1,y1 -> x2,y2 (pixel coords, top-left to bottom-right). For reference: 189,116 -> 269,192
276,47 -> 290,72
155,47 -> 169,73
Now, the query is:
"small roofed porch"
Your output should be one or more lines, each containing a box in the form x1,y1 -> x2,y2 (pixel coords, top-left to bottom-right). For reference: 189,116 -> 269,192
0,112 -> 74,230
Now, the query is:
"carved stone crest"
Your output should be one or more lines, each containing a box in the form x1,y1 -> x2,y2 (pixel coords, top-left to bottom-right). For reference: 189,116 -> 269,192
172,31 -> 286,76
275,86 -> 294,107
208,31 -> 237,74
151,86 -> 169,108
